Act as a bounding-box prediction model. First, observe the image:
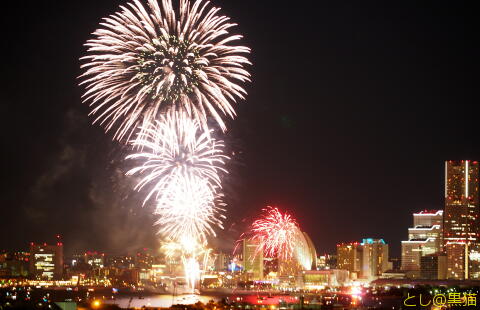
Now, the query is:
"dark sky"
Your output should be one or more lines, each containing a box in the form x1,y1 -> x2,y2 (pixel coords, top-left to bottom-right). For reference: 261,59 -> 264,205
1,1 -> 479,258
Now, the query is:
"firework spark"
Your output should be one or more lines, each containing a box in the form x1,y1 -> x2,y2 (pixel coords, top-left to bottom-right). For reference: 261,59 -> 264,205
126,111 -> 228,205
160,238 -> 213,292
80,0 -> 251,141
126,112 -> 227,243
248,207 -> 300,261
154,175 -> 226,243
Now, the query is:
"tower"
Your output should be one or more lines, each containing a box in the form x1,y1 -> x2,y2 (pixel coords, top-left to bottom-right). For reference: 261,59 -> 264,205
401,210 -> 443,276
242,239 -> 263,280
444,160 -> 480,279
29,241 -> 64,280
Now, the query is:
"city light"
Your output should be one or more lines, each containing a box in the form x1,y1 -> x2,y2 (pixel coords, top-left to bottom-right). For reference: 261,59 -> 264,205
92,300 -> 101,308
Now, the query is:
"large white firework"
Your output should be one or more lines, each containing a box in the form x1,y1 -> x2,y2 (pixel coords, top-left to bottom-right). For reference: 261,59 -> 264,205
126,111 -> 227,204
80,0 -> 251,141
126,112 -> 227,244
154,175 -> 226,243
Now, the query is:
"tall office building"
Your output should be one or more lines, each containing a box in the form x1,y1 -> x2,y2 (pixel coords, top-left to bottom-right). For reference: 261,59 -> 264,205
214,252 -> 232,272
401,210 -> 443,274
444,160 -> 480,279
29,242 -> 64,280
420,254 -> 447,280
84,251 -> 105,269
337,242 -> 362,279
0,251 -> 30,278
362,238 -> 389,280
337,239 -> 389,280
242,239 -> 263,280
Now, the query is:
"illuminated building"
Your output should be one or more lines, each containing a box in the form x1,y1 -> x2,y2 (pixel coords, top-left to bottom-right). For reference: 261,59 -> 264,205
337,242 -> 362,279
84,251 -> 105,268
302,232 -> 318,270
134,248 -> 155,269
389,257 -> 401,271
0,251 -> 30,277
105,255 -> 135,269
277,232 -> 317,281
401,239 -> 437,277
29,242 -> 64,280
337,239 -> 388,280
317,255 -> 326,269
214,252 -> 232,272
325,254 -> 337,269
469,244 -> 480,279
444,242 -> 480,280
409,210 -> 443,251
444,160 -> 479,279
420,253 -> 447,280
151,264 -> 166,283
445,242 -> 468,279
289,231 -> 317,271
401,210 -> 443,275
302,269 -> 349,288
242,239 -> 263,280
71,253 -> 85,267
263,257 -> 278,275
361,238 -> 389,280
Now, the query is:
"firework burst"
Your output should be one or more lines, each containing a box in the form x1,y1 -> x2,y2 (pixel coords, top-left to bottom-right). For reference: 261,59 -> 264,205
126,111 -> 228,205
248,206 -> 300,260
160,237 -> 213,292
126,112 -> 227,243
80,0 -> 251,141
154,175 -> 226,243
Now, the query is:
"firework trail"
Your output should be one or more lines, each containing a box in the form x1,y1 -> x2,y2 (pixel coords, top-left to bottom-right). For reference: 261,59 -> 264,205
80,0 -> 251,142
161,238 -> 212,292
247,206 -> 301,261
126,111 -> 228,205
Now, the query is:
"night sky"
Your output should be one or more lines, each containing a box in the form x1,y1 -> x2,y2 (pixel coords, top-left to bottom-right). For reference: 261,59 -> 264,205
1,1 -> 479,258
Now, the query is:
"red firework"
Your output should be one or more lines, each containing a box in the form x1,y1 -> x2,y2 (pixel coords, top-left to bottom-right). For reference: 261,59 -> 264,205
249,206 -> 300,260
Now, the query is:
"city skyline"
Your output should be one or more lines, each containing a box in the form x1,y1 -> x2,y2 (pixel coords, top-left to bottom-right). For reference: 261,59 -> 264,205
2,160 -> 478,260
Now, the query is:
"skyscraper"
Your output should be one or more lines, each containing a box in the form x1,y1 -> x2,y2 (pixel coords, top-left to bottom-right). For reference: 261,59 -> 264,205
444,160 -> 480,279
242,239 -> 263,280
337,242 -> 362,279
420,253 -> 447,280
337,239 -> 389,280
361,238 -> 389,280
401,210 -> 443,276
29,242 -> 64,280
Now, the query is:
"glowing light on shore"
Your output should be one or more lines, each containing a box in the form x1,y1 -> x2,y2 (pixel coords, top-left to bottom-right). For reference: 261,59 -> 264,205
161,238 -> 211,293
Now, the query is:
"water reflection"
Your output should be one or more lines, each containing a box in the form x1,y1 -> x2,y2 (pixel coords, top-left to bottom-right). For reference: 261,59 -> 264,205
104,294 -> 219,308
